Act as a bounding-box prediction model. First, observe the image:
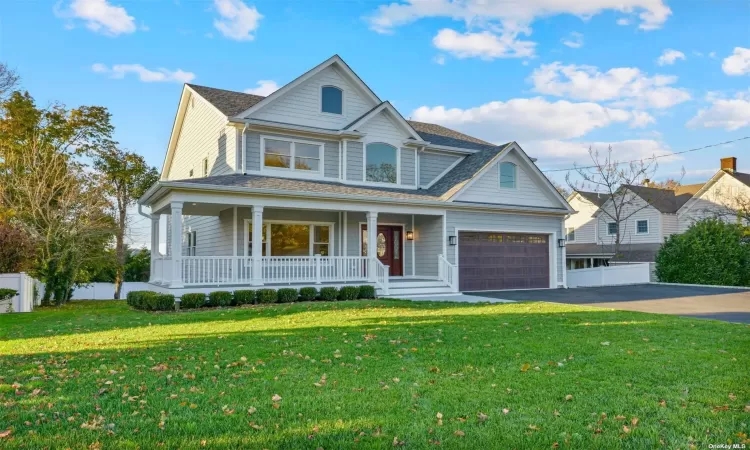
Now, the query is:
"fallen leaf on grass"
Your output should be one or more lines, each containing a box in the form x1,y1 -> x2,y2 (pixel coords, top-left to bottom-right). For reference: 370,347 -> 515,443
528,425 -> 539,431
249,422 -> 263,430
729,393 -> 737,401
271,394 -> 282,402
477,412 -> 488,423
623,425 -> 631,433
0,429 -> 11,438
247,407 -> 256,416
600,342 -> 610,346
565,394 -> 573,401
454,430 -> 465,437
520,363 -> 531,372
631,417 -> 639,426
502,408 -> 510,414
615,415 -> 626,420
392,436 -> 404,446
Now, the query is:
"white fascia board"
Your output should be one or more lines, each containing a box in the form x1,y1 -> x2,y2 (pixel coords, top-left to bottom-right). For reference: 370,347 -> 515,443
230,118 -> 365,139
141,180 -> 570,217
348,102 -> 422,141
422,143 -> 479,155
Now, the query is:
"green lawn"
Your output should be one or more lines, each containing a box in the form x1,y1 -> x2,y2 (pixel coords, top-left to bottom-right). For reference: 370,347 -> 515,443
1,300 -> 748,449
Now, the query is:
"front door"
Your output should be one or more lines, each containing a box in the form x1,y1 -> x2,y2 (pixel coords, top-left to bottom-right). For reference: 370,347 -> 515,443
361,225 -> 403,276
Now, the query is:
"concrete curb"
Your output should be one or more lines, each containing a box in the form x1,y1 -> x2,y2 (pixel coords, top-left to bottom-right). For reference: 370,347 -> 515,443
650,282 -> 750,290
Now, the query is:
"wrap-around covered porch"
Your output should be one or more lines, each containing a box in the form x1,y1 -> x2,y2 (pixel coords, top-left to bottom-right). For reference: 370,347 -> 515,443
146,197 -> 457,296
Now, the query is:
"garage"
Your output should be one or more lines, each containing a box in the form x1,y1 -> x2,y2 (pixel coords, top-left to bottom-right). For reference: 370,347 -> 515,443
458,232 -> 550,291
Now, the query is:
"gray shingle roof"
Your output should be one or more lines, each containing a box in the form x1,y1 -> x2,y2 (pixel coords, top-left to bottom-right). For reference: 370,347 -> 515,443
729,171 -> 750,188
427,143 -> 512,198
187,84 -> 264,117
567,243 -> 662,262
576,190 -> 610,207
407,120 -> 499,152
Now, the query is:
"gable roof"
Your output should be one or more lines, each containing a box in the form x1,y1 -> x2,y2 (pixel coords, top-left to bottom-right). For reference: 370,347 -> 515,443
575,190 -> 610,207
728,171 -> 750,187
427,143 -> 512,199
620,185 -> 686,214
344,101 -> 423,140
187,84 -> 264,117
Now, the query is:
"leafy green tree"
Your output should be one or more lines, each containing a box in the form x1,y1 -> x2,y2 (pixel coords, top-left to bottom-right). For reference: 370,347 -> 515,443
94,147 -> 158,298
0,91 -> 115,305
124,248 -> 151,282
655,218 -> 750,286
0,220 -> 36,273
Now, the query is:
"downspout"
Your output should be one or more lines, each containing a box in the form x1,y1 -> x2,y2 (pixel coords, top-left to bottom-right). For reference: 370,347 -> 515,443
138,203 -> 152,220
241,123 -> 249,174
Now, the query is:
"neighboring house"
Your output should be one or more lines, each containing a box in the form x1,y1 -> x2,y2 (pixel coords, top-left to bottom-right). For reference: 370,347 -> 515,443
138,55 -> 574,296
565,157 -> 750,267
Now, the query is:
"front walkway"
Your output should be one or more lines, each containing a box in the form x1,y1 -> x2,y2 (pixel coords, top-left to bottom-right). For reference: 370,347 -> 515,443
472,284 -> 750,323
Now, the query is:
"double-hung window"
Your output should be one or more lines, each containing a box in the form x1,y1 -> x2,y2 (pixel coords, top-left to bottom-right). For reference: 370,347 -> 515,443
636,220 -> 649,234
246,221 -> 333,257
566,227 -> 576,242
263,137 -> 322,174
607,222 -> 618,236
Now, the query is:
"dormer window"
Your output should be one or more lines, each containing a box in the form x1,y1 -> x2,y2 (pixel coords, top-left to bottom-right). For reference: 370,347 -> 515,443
321,86 -> 343,115
499,162 -> 517,189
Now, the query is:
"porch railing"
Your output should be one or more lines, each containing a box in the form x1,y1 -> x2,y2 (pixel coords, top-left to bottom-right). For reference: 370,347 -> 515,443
438,254 -> 458,292
153,256 -> 372,286
373,259 -> 389,295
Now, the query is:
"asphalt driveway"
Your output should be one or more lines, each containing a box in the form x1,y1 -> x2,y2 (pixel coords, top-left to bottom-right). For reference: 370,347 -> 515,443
472,284 -> 750,324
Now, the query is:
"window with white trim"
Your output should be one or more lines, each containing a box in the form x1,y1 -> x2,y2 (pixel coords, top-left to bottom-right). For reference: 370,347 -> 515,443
365,142 -> 397,184
607,222 -> 618,236
245,221 -> 333,257
499,162 -> 517,189
262,137 -> 322,173
636,220 -> 649,234
321,86 -> 343,114
566,227 -> 575,242
185,231 -> 196,256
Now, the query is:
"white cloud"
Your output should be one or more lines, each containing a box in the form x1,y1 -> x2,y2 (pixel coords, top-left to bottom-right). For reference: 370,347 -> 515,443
722,47 -> 750,76
411,97 -> 644,144
92,63 -> 195,83
244,80 -> 278,96
434,54 -> 446,65
630,111 -> 656,128
213,0 -> 262,41
432,28 -> 535,60
530,62 -> 691,109
55,0 -> 136,36
367,0 -> 669,61
616,17 -> 631,26
656,49 -> 685,66
529,139 -> 672,165
687,93 -> 750,131
561,31 -> 583,48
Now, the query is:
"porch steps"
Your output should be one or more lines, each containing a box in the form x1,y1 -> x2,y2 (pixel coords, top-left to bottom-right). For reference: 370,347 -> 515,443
379,279 -> 455,297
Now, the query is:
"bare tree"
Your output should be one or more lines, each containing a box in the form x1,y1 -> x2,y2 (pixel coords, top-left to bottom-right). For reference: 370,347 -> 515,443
0,62 -> 20,100
566,146 -> 675,257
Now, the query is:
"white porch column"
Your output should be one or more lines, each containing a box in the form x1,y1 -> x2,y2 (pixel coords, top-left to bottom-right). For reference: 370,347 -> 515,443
170,202 -> 184,288
150,214 -> 161,283
366,211 -> 378,281
251,206 -> 264,285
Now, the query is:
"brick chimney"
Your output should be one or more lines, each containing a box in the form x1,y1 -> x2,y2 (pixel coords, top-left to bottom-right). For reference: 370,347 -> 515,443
721,157 -> 737,173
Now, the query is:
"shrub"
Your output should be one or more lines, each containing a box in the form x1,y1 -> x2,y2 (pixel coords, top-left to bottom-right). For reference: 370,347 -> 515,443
299,287 -> 318,302
257,289 -> 277,304
277,288 -> 298,303
358,285 -> 376,299
0,288 -> 17,302
234,290 -> 256,305
180,293 -> 206,309
319,287 -> 338,301
338,286 -> 359,301
208,291 -> 233,307
148,294 -> 175,311
126,291 -> 152,309
655,218 -> 750,286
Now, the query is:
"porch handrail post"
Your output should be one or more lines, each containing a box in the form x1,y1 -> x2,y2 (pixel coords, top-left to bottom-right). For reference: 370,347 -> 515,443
251,206 -> 264,286
314,254 -> 321,284
170,202 -> 184,288
366,211 -> 378,282
150,215 -> 160,283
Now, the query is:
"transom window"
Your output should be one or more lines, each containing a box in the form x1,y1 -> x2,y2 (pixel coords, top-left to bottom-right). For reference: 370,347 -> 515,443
321,86 -> 343,115
636,220 -> 649,234
607,222 -> 618,236
365,142 -> 397,184
246,221 -> 333,257
499,162 -> 517,189
566,227 -> 576,242
262,137 -> 322,173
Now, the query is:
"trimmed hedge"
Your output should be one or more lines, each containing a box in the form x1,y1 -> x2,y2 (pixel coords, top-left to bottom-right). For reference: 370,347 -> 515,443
358,285 -> 376,299
257,289 -> 277,304
338,286 -> 359,301
277,288 -> 298,303
234,290 -> 256,305
180,293 -> 206,309
127,291 -> 175,311
319,287 -> 338,301
208,291 -> 233,307
299,287 -> 318,302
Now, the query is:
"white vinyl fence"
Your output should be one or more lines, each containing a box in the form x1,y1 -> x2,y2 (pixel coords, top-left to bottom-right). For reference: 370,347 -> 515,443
566,263 -> 651,288
0,273 -> 42,313
71,282 -> 153,300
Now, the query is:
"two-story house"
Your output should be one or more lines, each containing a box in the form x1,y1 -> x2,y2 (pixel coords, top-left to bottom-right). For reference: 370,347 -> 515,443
137,55 -> 574,297
565,157 -> 749,268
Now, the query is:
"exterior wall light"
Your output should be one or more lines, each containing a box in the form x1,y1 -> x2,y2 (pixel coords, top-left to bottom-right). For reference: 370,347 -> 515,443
558,238 -> 567,248
448,235 -> 457,246
406,231 -> 414,241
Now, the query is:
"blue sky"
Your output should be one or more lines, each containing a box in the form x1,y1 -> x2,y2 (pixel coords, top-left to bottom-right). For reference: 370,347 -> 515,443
1,0 -> 749,246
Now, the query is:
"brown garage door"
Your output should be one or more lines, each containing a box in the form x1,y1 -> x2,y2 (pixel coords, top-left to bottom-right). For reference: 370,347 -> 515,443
458,232 -> 549,291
